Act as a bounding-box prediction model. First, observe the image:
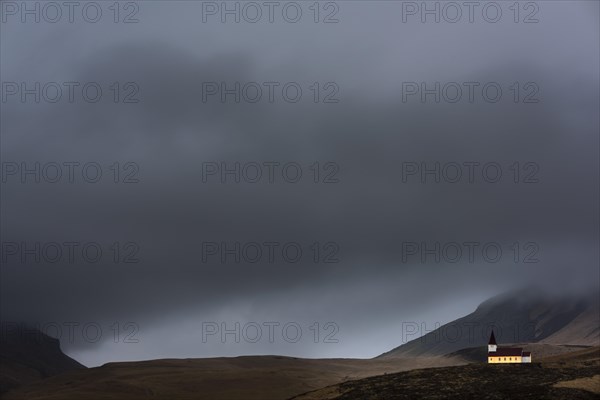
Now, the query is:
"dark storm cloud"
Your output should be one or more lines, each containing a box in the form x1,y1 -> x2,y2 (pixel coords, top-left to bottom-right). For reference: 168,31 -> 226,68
1,1 -> 598,365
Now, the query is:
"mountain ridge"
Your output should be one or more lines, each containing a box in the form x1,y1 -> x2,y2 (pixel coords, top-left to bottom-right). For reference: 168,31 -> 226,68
379,287 -> 599,358
0,325 -> 86,394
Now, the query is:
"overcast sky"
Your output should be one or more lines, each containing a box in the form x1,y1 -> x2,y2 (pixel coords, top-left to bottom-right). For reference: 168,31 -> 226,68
1,1 -> 598,367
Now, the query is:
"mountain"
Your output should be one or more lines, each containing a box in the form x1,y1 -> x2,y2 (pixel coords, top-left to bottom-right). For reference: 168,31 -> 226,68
2,288 -> 597,399
379,288 -> 599,358
0,325 -> 86,394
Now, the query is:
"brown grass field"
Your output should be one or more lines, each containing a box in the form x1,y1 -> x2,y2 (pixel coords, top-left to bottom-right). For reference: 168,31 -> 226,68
2,355 -> 465,400
2,345 -> 597,399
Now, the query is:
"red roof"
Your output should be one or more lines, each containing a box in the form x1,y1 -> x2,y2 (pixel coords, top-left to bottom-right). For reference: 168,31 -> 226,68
488,347 -> 524,357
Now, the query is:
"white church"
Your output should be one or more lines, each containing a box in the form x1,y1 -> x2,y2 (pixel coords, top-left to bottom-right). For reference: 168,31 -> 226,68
487,331 -> 532,364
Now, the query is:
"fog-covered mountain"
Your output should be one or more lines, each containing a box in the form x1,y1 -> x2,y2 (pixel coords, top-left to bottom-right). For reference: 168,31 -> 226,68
380,288 -> 599,358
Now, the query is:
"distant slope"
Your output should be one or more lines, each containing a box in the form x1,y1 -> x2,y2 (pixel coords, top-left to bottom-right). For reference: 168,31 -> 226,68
292,347 -> 600,400
380,288 -> 599,358
0,326 -> 85,394
2,355 -> 466,400
541,305 -> 600,346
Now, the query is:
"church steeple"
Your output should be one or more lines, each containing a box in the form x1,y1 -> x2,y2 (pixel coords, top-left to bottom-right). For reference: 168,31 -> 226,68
488,330 -> 497,353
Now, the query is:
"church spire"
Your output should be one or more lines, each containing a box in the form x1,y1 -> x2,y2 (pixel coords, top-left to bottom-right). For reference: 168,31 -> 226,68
489,330 -> 497,345
488,330 -> 497,353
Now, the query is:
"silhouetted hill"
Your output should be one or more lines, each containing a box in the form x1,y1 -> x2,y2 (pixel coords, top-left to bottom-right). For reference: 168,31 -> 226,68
0,325 -> 85,394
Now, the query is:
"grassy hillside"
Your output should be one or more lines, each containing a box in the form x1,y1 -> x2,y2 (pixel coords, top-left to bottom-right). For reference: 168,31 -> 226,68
2,355 -> 465,400
292,347 -> 600,400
